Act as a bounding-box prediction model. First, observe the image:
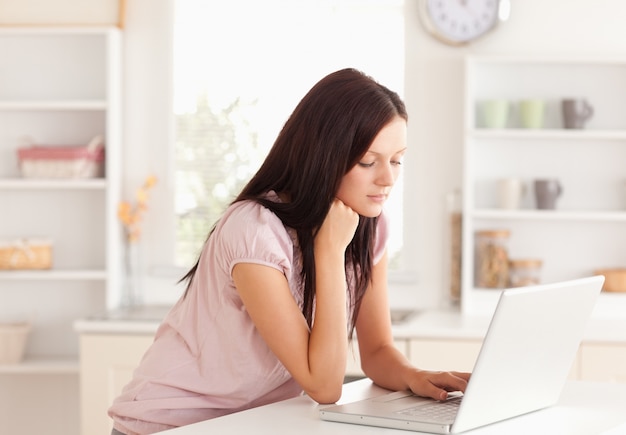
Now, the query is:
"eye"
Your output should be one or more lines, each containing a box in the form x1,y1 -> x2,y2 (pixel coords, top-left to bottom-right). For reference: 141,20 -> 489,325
391,159 -> 403,166
358,162 -> 375,168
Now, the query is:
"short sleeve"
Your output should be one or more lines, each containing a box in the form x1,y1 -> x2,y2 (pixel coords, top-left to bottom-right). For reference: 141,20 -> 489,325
213,200 -> 295,278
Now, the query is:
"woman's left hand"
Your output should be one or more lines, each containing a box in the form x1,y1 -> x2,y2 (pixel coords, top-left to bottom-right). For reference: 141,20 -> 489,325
406,370 -> 471,401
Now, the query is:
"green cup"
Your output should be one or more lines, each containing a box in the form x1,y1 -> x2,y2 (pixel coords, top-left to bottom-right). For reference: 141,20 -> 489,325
519,99 -> 545,129
480,99 -> 509,128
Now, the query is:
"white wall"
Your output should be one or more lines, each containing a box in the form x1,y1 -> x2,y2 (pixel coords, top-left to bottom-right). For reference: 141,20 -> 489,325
402,0 -> 626,310
121,0 -> 186,305
122,0 -> 626,309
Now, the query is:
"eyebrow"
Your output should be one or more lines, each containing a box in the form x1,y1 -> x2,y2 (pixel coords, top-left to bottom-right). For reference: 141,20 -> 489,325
365,147 -> 408,155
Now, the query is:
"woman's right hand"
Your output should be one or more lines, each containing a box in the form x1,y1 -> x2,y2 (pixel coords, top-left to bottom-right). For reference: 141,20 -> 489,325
315,198 -> 360,255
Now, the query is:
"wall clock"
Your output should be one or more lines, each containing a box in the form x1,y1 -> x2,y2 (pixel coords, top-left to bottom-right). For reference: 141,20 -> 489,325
418,0 -> 511,46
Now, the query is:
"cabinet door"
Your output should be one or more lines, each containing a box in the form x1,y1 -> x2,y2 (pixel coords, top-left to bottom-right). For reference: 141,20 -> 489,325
409,338 -> 581,379
580,343 -> 626,383
345,339 -> 409,378
409,338 -> 482,372
79,334 -> 154,435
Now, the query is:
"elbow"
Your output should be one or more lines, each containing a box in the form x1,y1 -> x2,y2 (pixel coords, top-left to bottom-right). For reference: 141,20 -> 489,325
305,382 -> 343,404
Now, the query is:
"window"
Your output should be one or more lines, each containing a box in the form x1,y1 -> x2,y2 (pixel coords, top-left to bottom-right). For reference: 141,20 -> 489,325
173,0 -> 405,269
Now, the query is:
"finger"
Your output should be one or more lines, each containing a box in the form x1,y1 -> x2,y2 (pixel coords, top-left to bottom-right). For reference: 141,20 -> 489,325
434,372 -> 469,394
410,371 -> 472,401
413,380 -> 449,402
450,371 -> 472,382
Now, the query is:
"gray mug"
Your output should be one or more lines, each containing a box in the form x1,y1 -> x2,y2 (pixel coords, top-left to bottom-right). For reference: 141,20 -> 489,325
534,179 -> 562,210
562,99 -> 593,129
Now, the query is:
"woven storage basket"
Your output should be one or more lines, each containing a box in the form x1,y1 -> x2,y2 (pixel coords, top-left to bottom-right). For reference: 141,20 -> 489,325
16,135 -> 105,179
0,239 -> 52,270
0,322 -> 31,364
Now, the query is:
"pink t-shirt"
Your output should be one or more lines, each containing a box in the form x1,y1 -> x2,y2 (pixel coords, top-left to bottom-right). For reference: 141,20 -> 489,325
109,194 -> 388,435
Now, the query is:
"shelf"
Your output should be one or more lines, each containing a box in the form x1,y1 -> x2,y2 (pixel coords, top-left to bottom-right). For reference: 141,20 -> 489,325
0,269 -> 107,280
462,55 -> 626,316
0,357 -> 78,374
0,26 -> 117,36
0,26 -> 121,433
0,100 -> 107,111
469,128 -> 626,140
0,178 -> 107,190
472,209 -> 626,222
467,54 -> 626,65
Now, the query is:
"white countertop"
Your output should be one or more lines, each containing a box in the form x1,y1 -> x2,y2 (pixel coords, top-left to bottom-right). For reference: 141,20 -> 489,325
73,305 -> 172,334
158,378 -> 626,435
74,305 -> 626,344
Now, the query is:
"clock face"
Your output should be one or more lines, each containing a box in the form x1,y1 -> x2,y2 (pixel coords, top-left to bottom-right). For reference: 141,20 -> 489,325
423,0 -> 501,45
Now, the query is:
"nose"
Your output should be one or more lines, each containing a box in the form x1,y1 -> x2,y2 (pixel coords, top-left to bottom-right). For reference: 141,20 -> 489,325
376,162 -> 396,187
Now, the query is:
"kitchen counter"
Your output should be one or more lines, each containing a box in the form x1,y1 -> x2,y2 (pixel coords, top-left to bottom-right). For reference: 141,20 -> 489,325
159,378 -> 626,435
74,305 -> 626,344
394,309 -> 626,343
73,304 -> 172,334
75,302 -> 626,435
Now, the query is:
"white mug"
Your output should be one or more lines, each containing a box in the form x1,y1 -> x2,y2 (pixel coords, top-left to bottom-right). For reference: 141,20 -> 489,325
497,178 -> 526,210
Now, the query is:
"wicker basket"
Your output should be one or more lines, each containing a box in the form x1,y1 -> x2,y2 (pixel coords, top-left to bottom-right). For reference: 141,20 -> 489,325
16,135 -> 105,179
0,322 -> 31,364
0,239 -> 53,270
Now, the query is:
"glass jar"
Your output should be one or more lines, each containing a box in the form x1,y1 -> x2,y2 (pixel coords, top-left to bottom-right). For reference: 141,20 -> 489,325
474,230 -> 510,289
509,259 -> 542,287
444,189 -> 463,303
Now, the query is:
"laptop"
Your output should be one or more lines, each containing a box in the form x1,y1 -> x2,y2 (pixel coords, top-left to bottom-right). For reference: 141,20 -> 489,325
320,275 -> 604,434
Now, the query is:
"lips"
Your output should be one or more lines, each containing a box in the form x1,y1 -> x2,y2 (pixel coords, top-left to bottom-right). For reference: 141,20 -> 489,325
367,194 -> 387,203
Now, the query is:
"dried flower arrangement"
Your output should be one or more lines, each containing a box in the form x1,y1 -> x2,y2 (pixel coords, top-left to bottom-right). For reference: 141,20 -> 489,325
117,175 -> 158,242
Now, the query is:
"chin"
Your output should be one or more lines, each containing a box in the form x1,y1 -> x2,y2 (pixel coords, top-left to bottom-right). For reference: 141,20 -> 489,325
355,206 -> 383,218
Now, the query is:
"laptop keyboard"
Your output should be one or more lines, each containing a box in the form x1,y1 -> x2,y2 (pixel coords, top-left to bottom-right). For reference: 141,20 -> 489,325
396,395 -> 462,424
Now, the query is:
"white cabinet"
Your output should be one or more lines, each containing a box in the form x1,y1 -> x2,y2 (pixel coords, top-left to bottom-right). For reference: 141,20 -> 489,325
79,331 -> 401,435
408,338 -> 482,373
79,333 -> 154,435
461,56 -> 626,315
0,25 -> 122,367
579,343 -> 626,383
0,27 -> 122,435
408,338 -> 582,380
345,338 -> 409,378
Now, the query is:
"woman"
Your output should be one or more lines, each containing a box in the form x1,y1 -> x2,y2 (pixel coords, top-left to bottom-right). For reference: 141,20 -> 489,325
109,68 -> 470,435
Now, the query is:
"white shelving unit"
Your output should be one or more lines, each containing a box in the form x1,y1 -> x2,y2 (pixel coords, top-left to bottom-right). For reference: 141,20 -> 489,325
461,55 -> 626,315
0,27 -> 122,371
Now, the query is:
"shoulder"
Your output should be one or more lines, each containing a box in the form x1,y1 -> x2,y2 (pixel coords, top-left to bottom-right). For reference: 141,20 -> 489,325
214,199 -> 294,269
222,199 -> 290,237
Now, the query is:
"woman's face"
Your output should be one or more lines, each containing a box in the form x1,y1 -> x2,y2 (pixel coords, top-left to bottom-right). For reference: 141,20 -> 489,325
336,117 -> 407,218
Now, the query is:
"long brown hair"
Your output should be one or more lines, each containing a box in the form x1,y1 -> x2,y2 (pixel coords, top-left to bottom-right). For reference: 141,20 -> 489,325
180,68 -> 407,336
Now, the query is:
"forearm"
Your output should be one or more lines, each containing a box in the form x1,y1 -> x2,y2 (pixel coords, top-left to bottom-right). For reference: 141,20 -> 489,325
306,251 -> 349,401
361,342 -> 471,401
303,197 -> 358,402
361,342 -> 417,391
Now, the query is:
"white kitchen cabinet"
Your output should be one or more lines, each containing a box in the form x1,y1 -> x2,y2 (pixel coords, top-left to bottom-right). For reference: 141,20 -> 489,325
461,56 -> 626,315
408,338 -> 482,373
579,343 -> 626,383
0,26 -> 122,435
79,333 -> 154,435
0,25 -> 122,367
409,338 -> 583,381
78,329 -> 406,434
78,331 -> 400,435
345,338 -> 409,378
